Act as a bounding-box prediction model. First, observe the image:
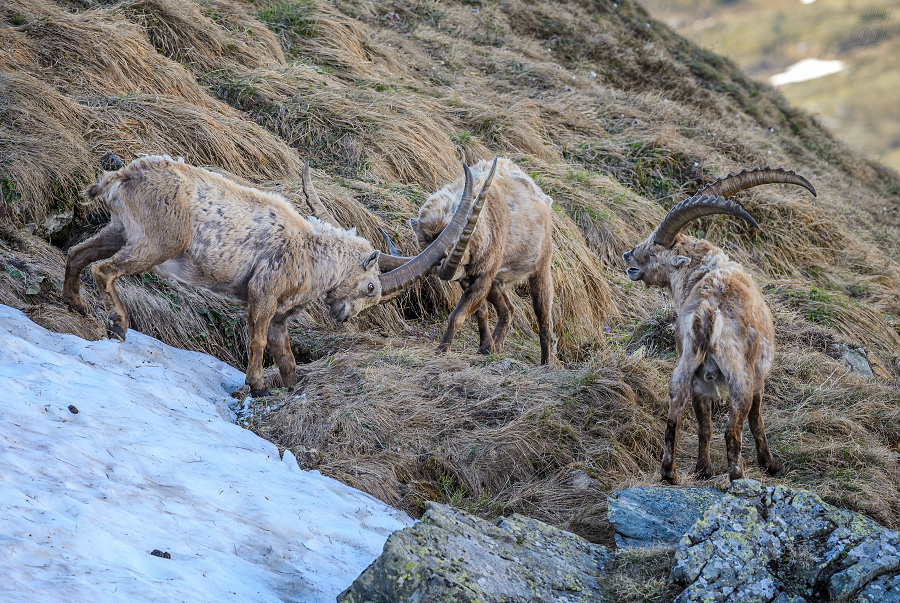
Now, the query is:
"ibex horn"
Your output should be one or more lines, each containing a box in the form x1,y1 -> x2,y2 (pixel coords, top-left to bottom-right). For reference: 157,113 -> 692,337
435,158 -> 497,280
653,194 -> 758,248
696,166 -> 816,199
301,162 -> 341,228
378,227 -> 402,256
378,162 -> 485,294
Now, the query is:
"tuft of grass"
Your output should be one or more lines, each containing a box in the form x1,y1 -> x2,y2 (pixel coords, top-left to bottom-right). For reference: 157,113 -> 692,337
600,545 -> 677,603
257,1 -> 317,39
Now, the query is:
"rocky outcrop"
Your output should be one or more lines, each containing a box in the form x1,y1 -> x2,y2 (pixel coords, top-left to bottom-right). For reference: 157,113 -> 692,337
341,481 -> 900,602
672,479 -> 900,602
607,486 -> 725,548
337,502 -> 612,603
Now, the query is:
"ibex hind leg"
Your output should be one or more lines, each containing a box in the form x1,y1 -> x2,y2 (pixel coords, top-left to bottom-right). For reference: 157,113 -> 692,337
724,375 -> 754,482
691,393 -> 714,479
528,266 -> 554,365
91,241 -> 173,340
63,224 -> 126,315
749,387 -> 784,477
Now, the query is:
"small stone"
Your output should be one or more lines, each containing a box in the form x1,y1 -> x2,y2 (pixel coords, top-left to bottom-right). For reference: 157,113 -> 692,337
68,405 -> 78,414
150,550 -> 171,559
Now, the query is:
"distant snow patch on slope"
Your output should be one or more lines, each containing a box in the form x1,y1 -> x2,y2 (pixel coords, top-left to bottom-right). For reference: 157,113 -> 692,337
771,58 -> 843,85
0,305 -> 410,603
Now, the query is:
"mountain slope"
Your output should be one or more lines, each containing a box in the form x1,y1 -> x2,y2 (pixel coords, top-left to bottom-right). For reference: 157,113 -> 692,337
1,0 -> 898,543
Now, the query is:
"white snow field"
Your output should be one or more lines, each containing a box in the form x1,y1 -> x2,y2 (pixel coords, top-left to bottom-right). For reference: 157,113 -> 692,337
0,304 -> 411,602
770,58 -> 844,86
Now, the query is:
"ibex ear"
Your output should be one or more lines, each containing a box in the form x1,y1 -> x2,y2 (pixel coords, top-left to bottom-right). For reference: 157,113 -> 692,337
671,255 -> 691,267
363,250 -> 380,271
409,218 -> 419,232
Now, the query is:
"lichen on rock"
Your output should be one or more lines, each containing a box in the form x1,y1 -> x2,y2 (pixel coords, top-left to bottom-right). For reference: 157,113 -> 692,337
337,502 -> 612,603
671,479 -> 900,603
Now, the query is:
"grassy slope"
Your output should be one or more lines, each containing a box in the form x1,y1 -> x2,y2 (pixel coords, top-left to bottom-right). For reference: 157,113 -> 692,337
639,0 -> 900,170
2,0 -> 899,554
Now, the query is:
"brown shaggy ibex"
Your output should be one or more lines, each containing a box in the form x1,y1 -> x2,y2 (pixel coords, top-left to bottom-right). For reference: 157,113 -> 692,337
383,158 -> 556,364
622,167 -> 817,483
63,155 -> 486,396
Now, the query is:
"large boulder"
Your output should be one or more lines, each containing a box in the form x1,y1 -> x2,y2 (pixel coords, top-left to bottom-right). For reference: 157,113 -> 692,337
607,486 -> 725,547
337,502 -> 612,603
671,479 -> 900,603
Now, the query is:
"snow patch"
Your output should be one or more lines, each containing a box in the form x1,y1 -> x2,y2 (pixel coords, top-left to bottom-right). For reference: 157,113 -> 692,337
770,58 -> 843,86
0,305 -> 410,602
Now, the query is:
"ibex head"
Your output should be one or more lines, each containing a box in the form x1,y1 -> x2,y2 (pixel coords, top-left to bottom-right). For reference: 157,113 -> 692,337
623,166 -> 816,288
323,245 -> 382,322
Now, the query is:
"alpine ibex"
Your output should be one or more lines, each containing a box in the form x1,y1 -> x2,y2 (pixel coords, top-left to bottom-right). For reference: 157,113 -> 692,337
64,155 -> 487,396
622,167 -> 817,483
383,158 -> 556,363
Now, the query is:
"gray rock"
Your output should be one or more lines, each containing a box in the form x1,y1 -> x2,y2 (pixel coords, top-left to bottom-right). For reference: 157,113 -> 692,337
671,479 -> 900,602
830,343 -> 874,377
337,502 -> 612,603
607,486 -> 724,548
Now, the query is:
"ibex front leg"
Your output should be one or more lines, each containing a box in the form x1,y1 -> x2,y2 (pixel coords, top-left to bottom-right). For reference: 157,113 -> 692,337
91,240 -> 174,340
63,223 -> 126,315
246,276 -> 278,397
266,314 -> 298,389
437,274 -> 492,354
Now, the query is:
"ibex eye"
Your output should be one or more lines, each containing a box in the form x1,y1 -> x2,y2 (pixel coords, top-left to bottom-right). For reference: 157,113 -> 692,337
367,282 -> 375,293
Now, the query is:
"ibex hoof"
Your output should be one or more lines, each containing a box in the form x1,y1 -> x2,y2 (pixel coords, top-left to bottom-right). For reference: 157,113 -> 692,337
435,343 -> 451,355
477,346 -> 494,355
661,469 -> 679,485
66,300 -> 88,316
765,460 -> 785,477
694,462 -> 713,480
250,388 -> 271,398
107,324 -> 126,341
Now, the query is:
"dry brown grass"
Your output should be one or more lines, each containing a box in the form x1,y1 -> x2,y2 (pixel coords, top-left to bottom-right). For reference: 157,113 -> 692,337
2,0 -> 899,544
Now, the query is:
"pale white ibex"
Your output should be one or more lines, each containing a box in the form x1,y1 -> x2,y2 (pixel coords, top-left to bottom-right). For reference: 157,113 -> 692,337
622,167 -> 816,483
381,158 -> 556,364
64,155 -> 490,396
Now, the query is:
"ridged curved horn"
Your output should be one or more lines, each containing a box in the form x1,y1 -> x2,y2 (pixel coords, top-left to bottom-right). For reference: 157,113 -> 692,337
696,166 -> 816,199
435,158 -> 497,280
378,164 -> 479,295
301,162 -> 341,228
375,227 -> 414,271
99,152 -> 124,171
378,227 -> 402,256
653,194 -> 759,248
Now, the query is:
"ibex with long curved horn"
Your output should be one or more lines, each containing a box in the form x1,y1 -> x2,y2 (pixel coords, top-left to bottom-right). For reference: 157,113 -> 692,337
622,167 -> 816,484
64,154 -> 486,396
381,158 -> 556,364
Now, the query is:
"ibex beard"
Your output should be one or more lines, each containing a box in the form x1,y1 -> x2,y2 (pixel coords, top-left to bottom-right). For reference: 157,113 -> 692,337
623,167 -> 817,484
